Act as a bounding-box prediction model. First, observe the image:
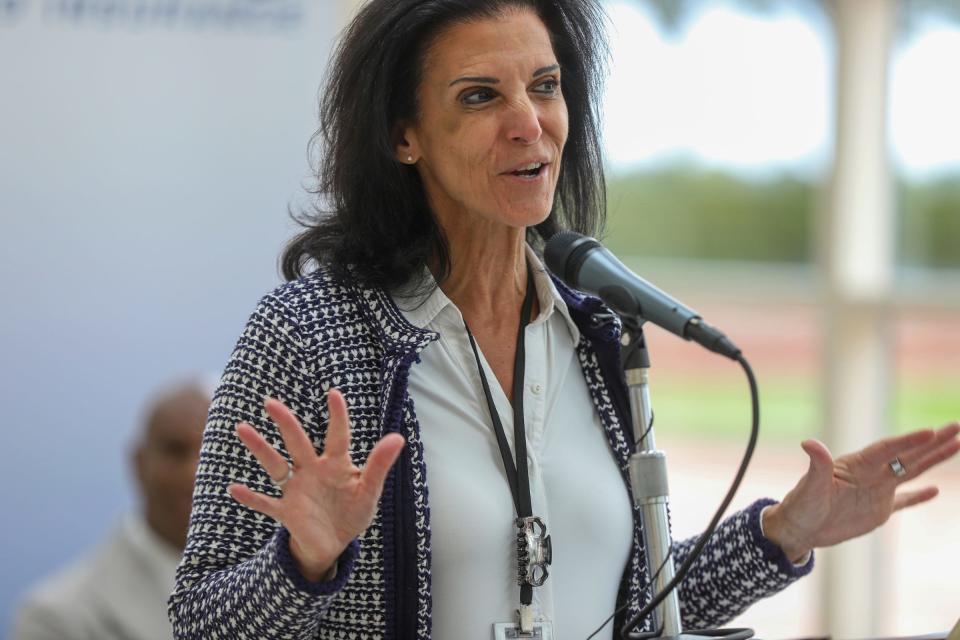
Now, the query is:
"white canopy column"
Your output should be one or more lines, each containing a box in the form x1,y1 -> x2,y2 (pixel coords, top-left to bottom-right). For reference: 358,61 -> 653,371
819,1 -> 897,636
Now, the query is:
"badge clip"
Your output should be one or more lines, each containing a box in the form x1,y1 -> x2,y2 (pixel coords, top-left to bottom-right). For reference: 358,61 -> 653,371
516,516 -> 552,588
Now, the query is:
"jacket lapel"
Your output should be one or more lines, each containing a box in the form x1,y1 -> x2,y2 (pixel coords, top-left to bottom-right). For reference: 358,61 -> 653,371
356,284 -> 437,640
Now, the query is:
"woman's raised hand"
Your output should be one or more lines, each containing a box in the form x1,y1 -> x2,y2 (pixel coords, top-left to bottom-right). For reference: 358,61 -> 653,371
227,389 -> 405,581
762,422 -> 960,563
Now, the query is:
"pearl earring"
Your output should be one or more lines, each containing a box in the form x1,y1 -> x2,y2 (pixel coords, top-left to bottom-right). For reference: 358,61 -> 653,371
407,155 -> 414,163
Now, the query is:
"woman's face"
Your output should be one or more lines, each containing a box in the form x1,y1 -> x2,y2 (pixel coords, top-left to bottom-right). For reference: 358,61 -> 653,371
398,8 -> 568,234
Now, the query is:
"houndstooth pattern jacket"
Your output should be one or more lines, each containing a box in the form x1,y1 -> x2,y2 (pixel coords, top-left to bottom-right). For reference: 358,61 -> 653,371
168,266 -> 813,639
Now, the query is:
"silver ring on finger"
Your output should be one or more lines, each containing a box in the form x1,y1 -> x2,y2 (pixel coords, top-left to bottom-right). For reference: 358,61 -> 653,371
272,461 -> 295,488
888,456 -> 907,478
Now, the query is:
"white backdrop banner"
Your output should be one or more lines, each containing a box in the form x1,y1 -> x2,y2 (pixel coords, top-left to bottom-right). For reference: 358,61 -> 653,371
0,0 -> 339,633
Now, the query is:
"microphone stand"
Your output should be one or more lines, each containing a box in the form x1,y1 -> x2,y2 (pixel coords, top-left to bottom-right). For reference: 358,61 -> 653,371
621,318 -> 753,640
621,318 -> 683,637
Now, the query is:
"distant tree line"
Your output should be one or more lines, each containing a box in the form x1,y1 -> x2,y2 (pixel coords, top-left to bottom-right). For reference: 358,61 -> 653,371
899,176 -> 960,269
604,165 -> 959,269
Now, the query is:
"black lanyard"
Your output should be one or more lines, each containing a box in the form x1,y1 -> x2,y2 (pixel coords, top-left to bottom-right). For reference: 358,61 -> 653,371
464,267 -> 539,606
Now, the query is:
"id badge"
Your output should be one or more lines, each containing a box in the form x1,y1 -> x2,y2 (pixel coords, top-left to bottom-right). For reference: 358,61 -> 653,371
492,621 -> 555,640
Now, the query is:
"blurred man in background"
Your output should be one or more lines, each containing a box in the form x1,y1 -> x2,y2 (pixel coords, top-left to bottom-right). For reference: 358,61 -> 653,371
11,380 -> 211,640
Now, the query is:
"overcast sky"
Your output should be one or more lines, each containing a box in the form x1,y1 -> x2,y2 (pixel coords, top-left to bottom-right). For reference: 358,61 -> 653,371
603,1 -> 960,178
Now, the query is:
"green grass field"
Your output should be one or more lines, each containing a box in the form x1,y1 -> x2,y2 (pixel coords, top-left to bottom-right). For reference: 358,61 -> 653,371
646,373 -> 959,442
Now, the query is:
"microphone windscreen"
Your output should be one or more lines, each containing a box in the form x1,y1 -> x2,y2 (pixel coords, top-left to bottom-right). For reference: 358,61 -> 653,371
544,231 -> 599,286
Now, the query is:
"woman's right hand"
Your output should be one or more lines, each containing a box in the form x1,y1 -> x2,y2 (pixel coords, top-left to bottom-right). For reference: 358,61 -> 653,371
227,389 -> 405,581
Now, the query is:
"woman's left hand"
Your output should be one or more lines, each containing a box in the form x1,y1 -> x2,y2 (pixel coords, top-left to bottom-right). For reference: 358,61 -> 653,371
762,422 -> 960,563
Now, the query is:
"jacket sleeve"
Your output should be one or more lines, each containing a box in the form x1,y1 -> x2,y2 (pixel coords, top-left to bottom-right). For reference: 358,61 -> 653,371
168,290 -> 358,639
674,498 -> 814,629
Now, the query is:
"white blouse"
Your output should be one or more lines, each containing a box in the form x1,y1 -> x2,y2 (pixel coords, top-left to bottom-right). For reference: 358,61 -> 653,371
395,249 -> 634,639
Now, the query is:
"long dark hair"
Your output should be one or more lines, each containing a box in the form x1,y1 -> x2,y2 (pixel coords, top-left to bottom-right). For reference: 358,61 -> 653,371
281,0 -> 609,289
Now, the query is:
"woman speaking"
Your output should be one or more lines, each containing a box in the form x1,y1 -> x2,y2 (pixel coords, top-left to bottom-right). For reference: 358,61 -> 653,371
168,1 -> 960,638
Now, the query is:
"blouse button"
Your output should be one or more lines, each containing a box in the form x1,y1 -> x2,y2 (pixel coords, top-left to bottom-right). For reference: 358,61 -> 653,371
531,383 -> 543,395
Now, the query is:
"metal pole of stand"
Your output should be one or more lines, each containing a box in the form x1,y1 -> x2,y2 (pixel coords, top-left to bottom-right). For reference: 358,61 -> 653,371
620,322 -> 755,640
621,323 -> 684,637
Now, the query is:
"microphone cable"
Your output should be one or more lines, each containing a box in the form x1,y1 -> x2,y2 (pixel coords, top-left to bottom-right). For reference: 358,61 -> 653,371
616,353 -> 760,640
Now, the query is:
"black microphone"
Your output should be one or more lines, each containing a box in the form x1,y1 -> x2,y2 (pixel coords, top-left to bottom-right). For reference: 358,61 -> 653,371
544,231 -> 741,360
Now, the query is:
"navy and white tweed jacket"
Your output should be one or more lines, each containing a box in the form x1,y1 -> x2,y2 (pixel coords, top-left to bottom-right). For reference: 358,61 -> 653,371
168,266 -> 813,639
